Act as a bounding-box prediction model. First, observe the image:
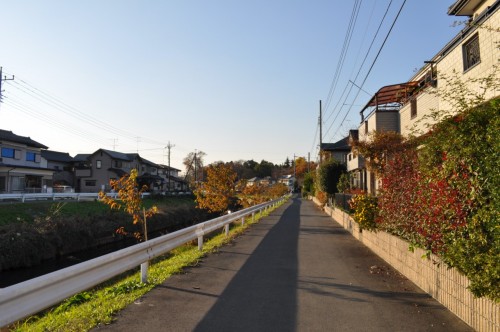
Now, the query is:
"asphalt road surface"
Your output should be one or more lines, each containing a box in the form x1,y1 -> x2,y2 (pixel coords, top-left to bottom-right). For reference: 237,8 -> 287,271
93,196 -> 473,332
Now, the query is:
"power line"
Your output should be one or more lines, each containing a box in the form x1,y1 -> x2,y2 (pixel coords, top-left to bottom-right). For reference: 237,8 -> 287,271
324,0 -> 394,142
3,75 -> 168,146
323,0 -> 363,114
332,0 -> 407,141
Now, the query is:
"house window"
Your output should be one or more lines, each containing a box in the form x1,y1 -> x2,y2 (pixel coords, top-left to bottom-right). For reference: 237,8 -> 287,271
463,34 -> 480,71
26,152 -> 38,162
410,98 -> 417,119
11,176 -> 25,191
114,160 -> 122,168
364,121 -> 368,134
96,160 -> 102,169
85,180 -> 97,186
0,176 -> 5,192
1,148 -> 15,158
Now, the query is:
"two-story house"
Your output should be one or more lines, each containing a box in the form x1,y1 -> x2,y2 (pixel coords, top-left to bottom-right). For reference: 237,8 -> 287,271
41,150 -> 75,191
345,0 -> 499,195
319,134 -> 351,165
74,149 -> 163,193
157,164 -> 188,192
0,129 -> 54,193
400,0 -> 499,136
349,83 -> 418,194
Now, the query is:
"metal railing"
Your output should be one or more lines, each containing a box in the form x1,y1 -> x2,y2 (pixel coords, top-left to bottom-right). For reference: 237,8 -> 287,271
0,192 -> 151,202
0,196 -> 287,327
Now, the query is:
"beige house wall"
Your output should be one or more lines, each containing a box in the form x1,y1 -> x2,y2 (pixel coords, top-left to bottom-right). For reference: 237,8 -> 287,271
400,88 -> 439,136
400,6 -> 499,137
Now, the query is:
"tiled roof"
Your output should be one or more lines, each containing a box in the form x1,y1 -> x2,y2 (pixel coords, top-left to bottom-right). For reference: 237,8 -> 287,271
320,136 -> 350,152
41,150 -> 73,163
99,149 -> 132,161
73,154 -> 91,162
0,129 -> 48,149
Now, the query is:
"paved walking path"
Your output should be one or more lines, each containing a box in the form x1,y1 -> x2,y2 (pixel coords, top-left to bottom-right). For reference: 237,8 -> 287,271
94,196 -> 472,331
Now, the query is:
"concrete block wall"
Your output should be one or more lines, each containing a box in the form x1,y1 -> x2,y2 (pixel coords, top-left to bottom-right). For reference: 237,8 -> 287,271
317,201 -> 499,331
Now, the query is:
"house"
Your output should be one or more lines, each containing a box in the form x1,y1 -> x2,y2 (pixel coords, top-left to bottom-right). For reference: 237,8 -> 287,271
74,149 -> 163,193
278,175 -> 295,191
157,164 -> 188,192
246,176 -> 274,187
320,131 -> 355,165
345,130 -> 366,191
351,83 -> 417,194
399,0 -> 500,136
345,0 -> 499,194
0,129 -> 54,193
41,150 -> 75,191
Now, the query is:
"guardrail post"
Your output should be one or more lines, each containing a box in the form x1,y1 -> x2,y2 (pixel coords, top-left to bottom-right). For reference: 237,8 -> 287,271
22,194 -> 26,203
241,216 -> 245,225
224,224 -> 229,236
252,212 -> 255,222
141,262 -> 148,283
198,236 -> 203,251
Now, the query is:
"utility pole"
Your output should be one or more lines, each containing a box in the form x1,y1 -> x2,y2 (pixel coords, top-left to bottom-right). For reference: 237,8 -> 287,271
111,138 -> 118,150
0,67 -> 15,103
293,154 -> 296,179
319,100 -> 323,163
135,137 -> 141,153
165,141 -> 175,192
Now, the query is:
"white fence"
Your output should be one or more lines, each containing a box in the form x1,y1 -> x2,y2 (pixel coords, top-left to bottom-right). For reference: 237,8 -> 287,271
0,196 -> 287,328
0,192 -> 151,202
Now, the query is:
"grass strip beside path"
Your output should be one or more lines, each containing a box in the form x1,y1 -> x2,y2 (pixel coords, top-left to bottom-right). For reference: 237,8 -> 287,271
11,200 -> 286,332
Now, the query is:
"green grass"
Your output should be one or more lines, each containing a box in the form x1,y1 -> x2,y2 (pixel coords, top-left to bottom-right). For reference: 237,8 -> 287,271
10,199 -> 287,332
0,197 -> 195,226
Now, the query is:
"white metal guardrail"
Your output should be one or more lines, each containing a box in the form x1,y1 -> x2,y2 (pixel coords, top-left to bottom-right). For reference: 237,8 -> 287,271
0,192 -> 151,202
0,196 -> 287,327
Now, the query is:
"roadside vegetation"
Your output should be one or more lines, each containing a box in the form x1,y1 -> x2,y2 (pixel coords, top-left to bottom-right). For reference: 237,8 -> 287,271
345,93 -> 499,301
0,196 -> 209,271
10,202 -> 284,332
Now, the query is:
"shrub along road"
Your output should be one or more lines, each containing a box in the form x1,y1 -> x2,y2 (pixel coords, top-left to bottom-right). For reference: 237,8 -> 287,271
93,196 -> 472,331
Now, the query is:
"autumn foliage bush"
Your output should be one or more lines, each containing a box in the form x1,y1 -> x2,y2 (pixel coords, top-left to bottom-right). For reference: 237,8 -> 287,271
349,194 -> 378,231
370,99 -> 499,301
239,183 -> 289,208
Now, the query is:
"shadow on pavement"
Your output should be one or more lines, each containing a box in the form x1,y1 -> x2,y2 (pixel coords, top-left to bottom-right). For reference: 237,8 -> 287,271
194,197 -> 302,332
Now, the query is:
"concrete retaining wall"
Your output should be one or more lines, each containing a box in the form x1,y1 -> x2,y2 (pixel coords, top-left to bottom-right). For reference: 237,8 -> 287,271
312,197 -> 499,332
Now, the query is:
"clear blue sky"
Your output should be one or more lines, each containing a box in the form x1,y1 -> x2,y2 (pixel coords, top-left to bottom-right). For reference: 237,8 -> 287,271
0,0 -> 461,171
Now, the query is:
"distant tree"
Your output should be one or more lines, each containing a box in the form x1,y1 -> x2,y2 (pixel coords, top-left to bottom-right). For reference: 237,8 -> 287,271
243,159 -> 258,170
194,163 -> 238,214
294,157 -> 308,178
283,157 -> 291,168
183,150 -> 206,185
255,160 -> 274,178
